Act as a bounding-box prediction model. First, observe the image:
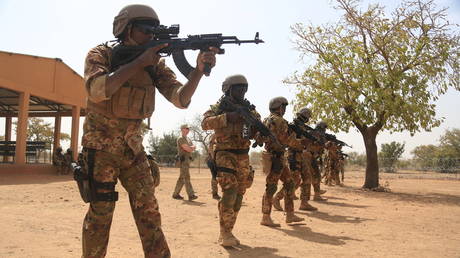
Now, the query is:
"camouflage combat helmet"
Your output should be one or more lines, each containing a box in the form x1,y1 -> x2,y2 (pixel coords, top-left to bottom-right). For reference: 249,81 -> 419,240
316,121 -> 328,130
269,96 -> 288,111
113,4 -> 159,38
296,107 -> 312,122
221,74 -> 248,93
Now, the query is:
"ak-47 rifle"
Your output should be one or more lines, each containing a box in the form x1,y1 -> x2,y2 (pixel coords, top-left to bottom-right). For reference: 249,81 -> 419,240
288,118 -> 322,144
301,124 -> 351,148
110,24 -> 264,78
218,97 -> 281,149
323,133 -> 352,148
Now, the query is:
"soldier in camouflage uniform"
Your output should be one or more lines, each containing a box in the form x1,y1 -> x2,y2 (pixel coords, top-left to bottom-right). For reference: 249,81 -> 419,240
52,146 -> 66,175
324,141 -> 340,186
80,4 -> 217,257
260,97 -> 305,227
172,124 -> 198,201
307,122 -> 328,201
202,74 -> 258,246
63,148 -> 74,175
272,107 -> 318,212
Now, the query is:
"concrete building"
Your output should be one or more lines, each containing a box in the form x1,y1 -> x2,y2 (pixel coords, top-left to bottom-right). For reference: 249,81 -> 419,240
0,50 -> 86,168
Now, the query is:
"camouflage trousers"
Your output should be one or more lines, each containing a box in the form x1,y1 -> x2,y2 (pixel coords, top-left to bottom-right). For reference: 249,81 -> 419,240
276,166 -> 313,203
81,149 -> 169,258
211,177 -> 218,195
215,150 -> 252,233
173,162 -> 195,197
307,156 -> 323,196
261,151 -> 295,214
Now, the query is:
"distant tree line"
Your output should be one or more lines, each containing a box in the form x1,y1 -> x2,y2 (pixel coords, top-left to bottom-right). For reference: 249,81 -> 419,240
347,128 -> 460,173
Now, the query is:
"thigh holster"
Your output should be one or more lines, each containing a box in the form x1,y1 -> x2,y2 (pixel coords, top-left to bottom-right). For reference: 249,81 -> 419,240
74,148 -> 118,203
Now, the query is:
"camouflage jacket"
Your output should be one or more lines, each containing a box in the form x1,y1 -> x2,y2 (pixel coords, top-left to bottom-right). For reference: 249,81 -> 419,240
82,43 -> 187,156
263,113 -> 303,153
202,98 -> 261,150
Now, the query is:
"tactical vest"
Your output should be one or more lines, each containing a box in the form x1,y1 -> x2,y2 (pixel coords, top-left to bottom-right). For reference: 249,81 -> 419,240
211,102 -> 251,149
86,47 -> 155,119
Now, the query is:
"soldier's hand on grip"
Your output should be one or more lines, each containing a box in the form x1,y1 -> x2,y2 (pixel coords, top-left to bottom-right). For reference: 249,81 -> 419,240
196,47 -> 218,76
135,43 -> 168,68
226,112 -> 243,123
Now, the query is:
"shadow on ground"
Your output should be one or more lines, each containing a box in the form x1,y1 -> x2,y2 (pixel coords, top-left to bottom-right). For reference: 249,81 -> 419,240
225,244 -> 290,258
272,225 -> 362,246
298,210 -> 372,224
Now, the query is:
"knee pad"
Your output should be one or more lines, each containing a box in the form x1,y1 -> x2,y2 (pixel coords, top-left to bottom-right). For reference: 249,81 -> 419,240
266,183 -> 277,196
234,194 -> 243,212
221,188 -> 237,208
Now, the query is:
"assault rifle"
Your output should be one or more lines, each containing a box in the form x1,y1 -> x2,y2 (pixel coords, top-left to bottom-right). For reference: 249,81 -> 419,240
323,133 -> 352,148
111,24 -> 264,78
302,124 -> 351,148
289,118 -> 322,144
218,97 -> 281,149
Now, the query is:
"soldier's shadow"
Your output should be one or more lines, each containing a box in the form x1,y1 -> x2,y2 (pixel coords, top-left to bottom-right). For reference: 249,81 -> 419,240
181,200 -> 206,206
319,200 -> 369,208
297,210 -> 371,224
224,244 -> 290,258
272,225 -> 362,246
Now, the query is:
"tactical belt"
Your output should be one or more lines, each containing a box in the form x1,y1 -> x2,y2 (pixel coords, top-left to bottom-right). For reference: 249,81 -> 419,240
216,166 -> 237,175
86,148 -> 119,202
216,149 -> 249,155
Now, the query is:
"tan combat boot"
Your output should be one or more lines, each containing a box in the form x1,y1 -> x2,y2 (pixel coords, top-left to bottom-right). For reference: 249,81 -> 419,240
299,201 -> 318,211
260,214 -> 281,227
313,194 -> 327,202
218,231 -> 239,247
286,212 -> 305,223
272,197 -> 283,211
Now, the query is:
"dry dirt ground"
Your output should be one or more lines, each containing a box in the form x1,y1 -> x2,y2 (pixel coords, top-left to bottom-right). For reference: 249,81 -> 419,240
0,166 -> 459,258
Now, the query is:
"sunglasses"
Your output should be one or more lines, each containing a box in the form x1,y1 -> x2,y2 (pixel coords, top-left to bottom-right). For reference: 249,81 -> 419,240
133,23 -> 154,35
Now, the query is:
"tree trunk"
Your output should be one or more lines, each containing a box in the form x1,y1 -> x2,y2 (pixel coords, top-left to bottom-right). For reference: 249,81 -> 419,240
361,128 -> 379,189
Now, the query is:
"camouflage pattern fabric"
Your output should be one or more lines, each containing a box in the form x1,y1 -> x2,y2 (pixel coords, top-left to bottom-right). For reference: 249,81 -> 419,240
78,41 -> 185,257
215,151 -> 251,233
202,99 -> 259,234
173,136 -> 195,197
211,177 -> 218,195
262,152 -> 295,214
80,149 -> 169,258
53,151 -> 66,175
173,160 -> 195,197
299,150 -> 314,201
148,158 -> 161,188
261,113 -> 303,214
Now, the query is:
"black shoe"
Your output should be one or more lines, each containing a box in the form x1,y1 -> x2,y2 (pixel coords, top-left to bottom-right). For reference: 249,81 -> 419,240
172,194 -> 184,200
212,194 -> 221,200
189,195 -> 198,201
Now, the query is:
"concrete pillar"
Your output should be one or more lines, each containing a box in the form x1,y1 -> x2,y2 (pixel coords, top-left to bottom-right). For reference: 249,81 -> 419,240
70,106 -> 80,161
15,92 -> 30,164
3,116 -> 12,162
53,115 -> 61,151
